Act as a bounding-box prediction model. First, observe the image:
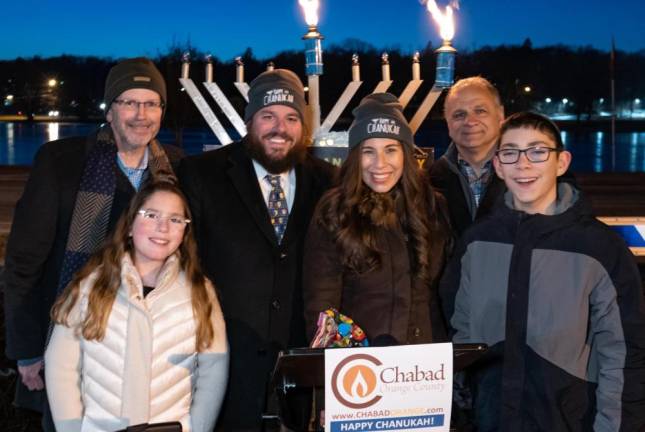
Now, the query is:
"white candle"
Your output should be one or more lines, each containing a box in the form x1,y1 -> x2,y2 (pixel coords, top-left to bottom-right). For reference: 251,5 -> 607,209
412,54 -> 421,81
381,53 -> 390,81
205,62 -> 213,83
181,62 -> 190,79
352,54 -> 360,82
381,63 -> 390,82
236,61 -> 244,83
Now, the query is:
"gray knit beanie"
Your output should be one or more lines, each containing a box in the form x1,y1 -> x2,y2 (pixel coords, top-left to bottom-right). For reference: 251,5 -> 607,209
244,69 -> 307,122
104,57 -> 167,108
348,93 -> 413,150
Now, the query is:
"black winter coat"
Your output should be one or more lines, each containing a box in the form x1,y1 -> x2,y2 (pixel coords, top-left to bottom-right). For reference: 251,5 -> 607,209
178,140 -> 335,430
303,215 -> 435,345
3,132 -> 183,409
428,143 -> 505,238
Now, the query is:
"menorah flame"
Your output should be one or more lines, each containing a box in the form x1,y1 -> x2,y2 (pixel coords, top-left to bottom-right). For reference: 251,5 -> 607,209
299,0 -> 320,27
178,0 -> 458,149
426,0 -> 455,42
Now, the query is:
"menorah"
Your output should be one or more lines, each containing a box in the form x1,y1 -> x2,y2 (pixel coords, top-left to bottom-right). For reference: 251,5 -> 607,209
178,0 -> 457,163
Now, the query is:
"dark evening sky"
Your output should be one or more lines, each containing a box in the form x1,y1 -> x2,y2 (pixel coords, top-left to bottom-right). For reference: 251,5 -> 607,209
1,0 -> 643,61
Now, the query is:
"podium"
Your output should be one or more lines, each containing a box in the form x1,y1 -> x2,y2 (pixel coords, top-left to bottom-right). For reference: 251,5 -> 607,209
268,343 -> 487,430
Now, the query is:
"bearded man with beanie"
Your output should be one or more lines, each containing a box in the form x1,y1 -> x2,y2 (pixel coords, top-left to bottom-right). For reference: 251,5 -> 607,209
179,68 -> 335,431
3,57 -> 183,430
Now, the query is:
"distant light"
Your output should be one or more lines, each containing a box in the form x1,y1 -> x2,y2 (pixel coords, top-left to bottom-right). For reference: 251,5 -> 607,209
523,86 -> 531,93
180,87 -> 185,92
48,79 -> 57,87
599,98 -> 604,103
545,97 -> 552,103
99,102 -> 107,110
6,94 -> 13,101
48,110 -> 60,117
562,98 -> 569,104
304,86 -> 309,92
635,98 -> 641,104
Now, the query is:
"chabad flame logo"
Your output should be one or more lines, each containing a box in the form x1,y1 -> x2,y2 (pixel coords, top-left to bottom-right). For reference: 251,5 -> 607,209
344,365 -> 377,398
332,354 -> 383,409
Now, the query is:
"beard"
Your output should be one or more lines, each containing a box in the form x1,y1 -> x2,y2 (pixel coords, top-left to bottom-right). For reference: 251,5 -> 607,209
244,128 -> 307,174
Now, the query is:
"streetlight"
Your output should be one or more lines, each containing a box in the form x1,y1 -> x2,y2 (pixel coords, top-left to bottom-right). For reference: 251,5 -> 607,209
48,79 -> 57,87
545,97 -> 552,103
523,86 -> 531,93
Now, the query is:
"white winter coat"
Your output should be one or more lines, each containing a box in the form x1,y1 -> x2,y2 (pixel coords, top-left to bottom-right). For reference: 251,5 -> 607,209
45,253 -> 228,432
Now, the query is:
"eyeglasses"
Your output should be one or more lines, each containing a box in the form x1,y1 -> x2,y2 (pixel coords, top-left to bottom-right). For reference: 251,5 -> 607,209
113,99 -> 164,111
137,209 -> 190,228
495,147 -> 560,164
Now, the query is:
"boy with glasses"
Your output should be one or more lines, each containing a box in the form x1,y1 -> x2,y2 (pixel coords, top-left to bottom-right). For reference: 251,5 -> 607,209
440,111 -> 645,431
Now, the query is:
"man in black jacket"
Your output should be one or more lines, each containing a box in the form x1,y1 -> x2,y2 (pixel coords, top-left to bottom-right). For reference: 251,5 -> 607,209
179,69 -> 335,431
428,77 -> 506,236
3,57 -> 182,429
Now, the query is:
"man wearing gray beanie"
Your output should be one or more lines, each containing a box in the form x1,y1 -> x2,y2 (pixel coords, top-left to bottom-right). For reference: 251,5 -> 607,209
4,57 -> 182,431
179,67 -> 335,430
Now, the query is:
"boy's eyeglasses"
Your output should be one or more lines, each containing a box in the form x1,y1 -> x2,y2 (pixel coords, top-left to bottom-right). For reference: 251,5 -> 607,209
137,209 -> 190,228
496,147 -> 560,164
113,99 -> 164,111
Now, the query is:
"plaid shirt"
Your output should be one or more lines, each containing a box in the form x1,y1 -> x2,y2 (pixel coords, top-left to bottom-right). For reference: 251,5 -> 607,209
457,157 -> 493,208
116,147 -> 149,191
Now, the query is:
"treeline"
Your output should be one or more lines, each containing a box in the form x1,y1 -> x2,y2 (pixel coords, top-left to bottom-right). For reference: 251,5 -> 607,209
1,39 -> 644,132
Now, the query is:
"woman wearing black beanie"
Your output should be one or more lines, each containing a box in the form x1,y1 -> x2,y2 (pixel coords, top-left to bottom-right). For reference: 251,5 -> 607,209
303,92 -> 450,346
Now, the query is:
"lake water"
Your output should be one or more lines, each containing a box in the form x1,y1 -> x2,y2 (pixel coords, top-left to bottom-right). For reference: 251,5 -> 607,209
1,122 -> 644,172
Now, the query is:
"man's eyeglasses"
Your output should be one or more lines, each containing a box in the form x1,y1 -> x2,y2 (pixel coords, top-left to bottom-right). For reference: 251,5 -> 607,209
113,99 -> 164,111
496,147 -> 560,164
137,209 -> 190,228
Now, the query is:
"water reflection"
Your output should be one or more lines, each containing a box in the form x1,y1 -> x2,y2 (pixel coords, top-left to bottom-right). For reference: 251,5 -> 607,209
641,133 -> 645,172
47,122 -> 59,142
6,123 -> 14,146
7,123 -> 15,165
2,122 -> 645,172
595,131 -> 603,172
560,131 -> 568,149
629,132 -> 638,172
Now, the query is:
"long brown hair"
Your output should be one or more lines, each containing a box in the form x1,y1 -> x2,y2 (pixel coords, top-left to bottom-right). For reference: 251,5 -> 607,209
51,181 -> 215,351
316,142 -> 447,283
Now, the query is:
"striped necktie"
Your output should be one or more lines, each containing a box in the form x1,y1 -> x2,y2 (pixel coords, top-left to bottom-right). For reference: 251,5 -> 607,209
266,174 -> 289,243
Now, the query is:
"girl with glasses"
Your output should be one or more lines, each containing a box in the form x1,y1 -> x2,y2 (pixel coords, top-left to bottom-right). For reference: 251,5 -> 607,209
45,181 -> 228,432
